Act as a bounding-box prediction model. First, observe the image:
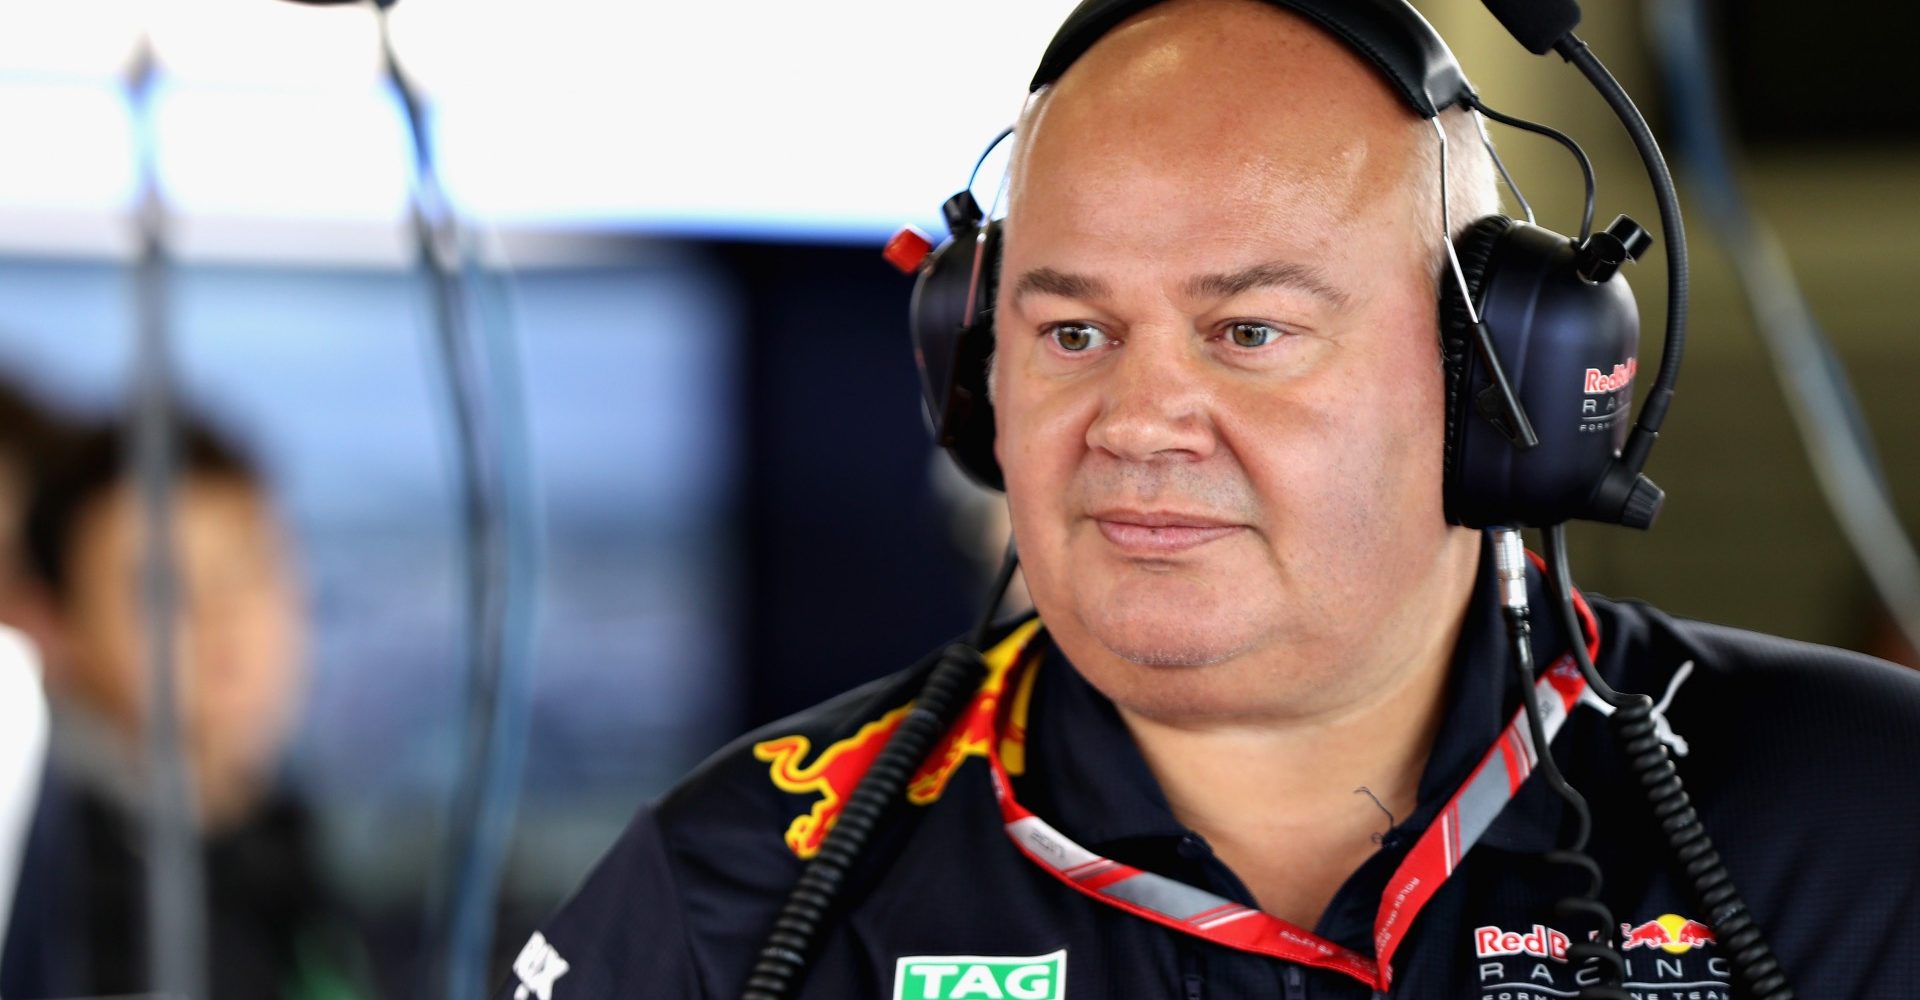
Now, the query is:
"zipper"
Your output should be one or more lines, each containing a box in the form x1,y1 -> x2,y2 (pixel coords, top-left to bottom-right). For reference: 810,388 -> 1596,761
1284,964 -> 1306,1000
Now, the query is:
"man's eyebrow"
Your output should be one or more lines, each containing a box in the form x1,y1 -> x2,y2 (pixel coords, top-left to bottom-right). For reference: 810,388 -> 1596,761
1010,268 -> 1112,305
1182,261 -> 1351,308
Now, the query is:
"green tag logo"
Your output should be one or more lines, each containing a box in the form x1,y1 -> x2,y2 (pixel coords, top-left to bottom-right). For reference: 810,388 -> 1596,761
892,950 -> 1067,1000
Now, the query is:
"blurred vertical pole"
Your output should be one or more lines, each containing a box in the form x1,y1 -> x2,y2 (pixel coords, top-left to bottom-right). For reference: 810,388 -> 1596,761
369,4 -> 540,998
1646,0 -> 1920,654
125,36 -> 210,1000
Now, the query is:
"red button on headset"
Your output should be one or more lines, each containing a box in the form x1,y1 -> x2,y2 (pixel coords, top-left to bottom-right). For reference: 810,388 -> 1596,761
883,226 -> 934,274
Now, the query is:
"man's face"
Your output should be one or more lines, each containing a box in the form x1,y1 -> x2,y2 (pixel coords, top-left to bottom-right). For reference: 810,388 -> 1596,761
992,0 -> 1475,721
58,476 -> 306,828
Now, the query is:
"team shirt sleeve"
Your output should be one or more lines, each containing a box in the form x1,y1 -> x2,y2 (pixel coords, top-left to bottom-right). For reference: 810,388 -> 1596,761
495,805 -> 706,1000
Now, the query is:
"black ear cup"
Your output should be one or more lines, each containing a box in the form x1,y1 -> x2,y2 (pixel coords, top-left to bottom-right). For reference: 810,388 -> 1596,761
907,217 -> 1005,490
1439,213 -> 1518,496
1439,216 -> 1646,527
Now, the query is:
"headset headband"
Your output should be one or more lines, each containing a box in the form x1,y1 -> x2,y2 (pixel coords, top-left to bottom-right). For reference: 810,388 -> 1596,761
1029,0 -> 1475,118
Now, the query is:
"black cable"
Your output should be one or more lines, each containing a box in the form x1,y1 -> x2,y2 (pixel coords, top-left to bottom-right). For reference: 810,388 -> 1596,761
1467,94 -> 1598,242
1506,613 -> 1629,999
967,126 -> 1016,194
1484,143 -> 1536,228
1553,35 -> 1686,453
367,6 -> 540,999
1542,526 -> 1794,999
1496,531 -> 1627,998
741,540 -> 1019,1000
1539,528 -> 1620,709
971,537 -> 1020,649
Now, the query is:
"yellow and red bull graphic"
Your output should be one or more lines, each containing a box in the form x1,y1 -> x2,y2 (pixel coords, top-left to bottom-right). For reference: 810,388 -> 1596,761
755,620 -> 1043,859
1619,914 -> 1716,953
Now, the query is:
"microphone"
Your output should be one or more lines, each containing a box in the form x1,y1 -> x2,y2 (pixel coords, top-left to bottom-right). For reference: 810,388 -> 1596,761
1478,0 -> 1582,55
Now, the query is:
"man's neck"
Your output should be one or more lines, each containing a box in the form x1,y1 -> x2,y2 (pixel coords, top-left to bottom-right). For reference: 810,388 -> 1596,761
1111,542 -> 1479,929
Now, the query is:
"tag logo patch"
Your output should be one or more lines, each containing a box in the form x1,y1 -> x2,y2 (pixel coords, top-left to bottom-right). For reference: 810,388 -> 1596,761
893,950 -> 1067,1000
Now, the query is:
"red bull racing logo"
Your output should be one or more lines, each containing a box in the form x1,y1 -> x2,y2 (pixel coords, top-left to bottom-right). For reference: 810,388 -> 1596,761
755,621 -> 1043,859
1474,924 -> 1570,962
1583,358 -> 1637,395
1469,914 -> 1726,999
1620,914 -> 1716,954
1466,913 -> 1728,998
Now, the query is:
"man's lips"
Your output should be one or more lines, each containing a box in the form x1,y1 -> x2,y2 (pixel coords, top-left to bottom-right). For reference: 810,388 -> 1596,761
1090,510 -> 1247,555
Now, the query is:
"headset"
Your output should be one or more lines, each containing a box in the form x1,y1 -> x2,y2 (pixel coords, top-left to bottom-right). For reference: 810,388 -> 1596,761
891,0 -> 1671,532
745,2 -> 1790,998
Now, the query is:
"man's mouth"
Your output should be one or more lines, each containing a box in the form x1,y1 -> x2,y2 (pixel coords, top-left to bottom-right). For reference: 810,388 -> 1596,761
1089,509 -> 1246,555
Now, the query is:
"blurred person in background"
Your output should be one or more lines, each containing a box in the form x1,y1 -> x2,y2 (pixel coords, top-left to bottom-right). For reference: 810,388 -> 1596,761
0,412 -> 371,1000
0,375 -> 69,627
0,374 -> 69,958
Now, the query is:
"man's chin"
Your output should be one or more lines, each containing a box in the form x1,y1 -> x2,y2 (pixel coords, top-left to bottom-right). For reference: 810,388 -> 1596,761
1081,612 -> 1259,669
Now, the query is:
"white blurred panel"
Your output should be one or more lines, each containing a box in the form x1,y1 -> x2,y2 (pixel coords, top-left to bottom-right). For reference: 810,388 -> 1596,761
0,0 -> 1087,250
0,0 -> 141,78
151,80 -> 411,221
0,79 -> 137,257
149,0 -> 383,88
0,80 -> 136,209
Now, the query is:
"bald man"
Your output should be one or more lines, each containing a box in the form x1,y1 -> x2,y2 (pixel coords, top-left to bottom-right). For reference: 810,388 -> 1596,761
502,2 -> 1920,998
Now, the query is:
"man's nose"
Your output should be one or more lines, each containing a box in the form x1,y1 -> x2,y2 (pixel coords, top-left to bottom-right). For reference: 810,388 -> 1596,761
1083,333 -> 1217,464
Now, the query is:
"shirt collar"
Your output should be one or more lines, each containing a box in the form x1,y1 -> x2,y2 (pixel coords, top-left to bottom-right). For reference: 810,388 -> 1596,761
1014,632 -> 1191,850
1013,535 -> 1577,858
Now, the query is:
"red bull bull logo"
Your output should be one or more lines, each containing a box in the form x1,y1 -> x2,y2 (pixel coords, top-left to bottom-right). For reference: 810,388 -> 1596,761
1619,914 -> 1716,954
755,706 -> 918,859
756,621 -> 1043,859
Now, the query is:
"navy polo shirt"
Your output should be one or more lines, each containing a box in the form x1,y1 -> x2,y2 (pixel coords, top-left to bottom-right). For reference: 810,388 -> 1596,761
500,550 -> 1920,998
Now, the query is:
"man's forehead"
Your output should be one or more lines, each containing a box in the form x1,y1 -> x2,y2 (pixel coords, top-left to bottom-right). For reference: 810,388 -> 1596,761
1024,0 -> 1418,145
1005,0 -> 1427,251
1001,124 -> 1413,299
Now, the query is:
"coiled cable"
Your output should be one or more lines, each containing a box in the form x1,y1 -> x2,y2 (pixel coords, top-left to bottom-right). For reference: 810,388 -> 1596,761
1493,530 -> 1628,998
1542,525 -> 1793,999
740,541 -> 1020,1000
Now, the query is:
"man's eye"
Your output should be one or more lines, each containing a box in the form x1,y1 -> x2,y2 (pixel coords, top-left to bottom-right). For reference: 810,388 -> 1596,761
1227,322 -> 1284,348
1048,323 -> 1108,353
